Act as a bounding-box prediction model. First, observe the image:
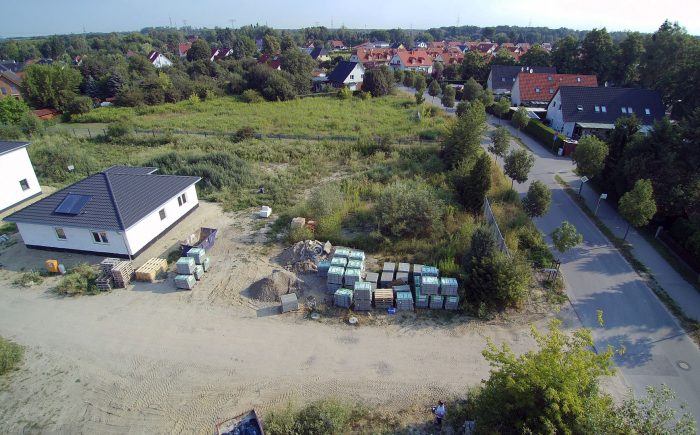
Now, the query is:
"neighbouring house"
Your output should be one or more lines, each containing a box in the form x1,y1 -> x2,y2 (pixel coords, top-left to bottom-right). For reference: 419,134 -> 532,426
0,67 -> 22,99
476,42 -> 499,56
414,41 -> 428,49
147,51 -> 173,68
389,50 -> 433,74
178,42 -> 192,57
546,86 -> 665,138
210,47 -> 233,61
511,72 -> 598,107
310,48 -> 330,62
349,48 -> 399,67
0,60 -> 25,73
257,53 -> 282,70
4,166 -> 201,258
0,141 -> 41,213
390,42 -> 405,50
329,40 -> 346,50
486,65 -> 557,95
327,60 -> 365,91
32,108 -> 61,120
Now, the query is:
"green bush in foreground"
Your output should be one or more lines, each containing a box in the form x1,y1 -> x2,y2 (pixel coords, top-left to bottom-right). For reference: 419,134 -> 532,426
0,336 -> 24,375
266,400 -> 352,435
56,263 -> 99,295
12,270 -> 44,288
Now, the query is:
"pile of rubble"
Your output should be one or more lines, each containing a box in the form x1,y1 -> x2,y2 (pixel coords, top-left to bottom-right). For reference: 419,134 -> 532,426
279,240 -> 332,272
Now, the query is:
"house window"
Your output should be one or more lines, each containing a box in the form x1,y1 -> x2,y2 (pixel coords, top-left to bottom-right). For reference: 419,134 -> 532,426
645,108 -> 651,115
159,208 -> 166,220
576,105 -> 583,111
91,231 -> 109,244
547,75 -> 553,81
549,88 -> 554,94
535,88 -> 541,93
501,77 -> 506,82
177,193 -> 187,206
621,107 -> 627,114
594,106 -> 600,113
349,74 -> 354,79
1,87 -> 6,95
19,179 -> 29,191
601,106 -> 607,113
576,77 -> 581,82
627,107 -> 633,113
55,227 -> 67,240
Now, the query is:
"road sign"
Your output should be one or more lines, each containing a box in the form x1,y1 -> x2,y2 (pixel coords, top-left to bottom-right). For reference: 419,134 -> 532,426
600,193 -> 608,199
581,176 -> 589,183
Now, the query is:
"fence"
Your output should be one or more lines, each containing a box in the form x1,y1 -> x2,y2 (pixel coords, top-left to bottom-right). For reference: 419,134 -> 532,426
483,196 -> 510,257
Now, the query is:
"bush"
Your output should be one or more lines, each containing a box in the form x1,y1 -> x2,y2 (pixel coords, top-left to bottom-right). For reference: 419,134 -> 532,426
241,89 -> 264,103
336,87 -> 352,100
106,120 -> 133,139
518,226 -> 555,267
64,95 -> 94,117
12,271 -> 44,288
233,126 -> 257,142
56,263 -> 99,295
524,119 -> 566,152
293,400 -> 352,435
0,336 -> 23,375
286,225 -> 314,244
307,184 -> 346,219
0,124 -> 24,140
375,180 -> 444,238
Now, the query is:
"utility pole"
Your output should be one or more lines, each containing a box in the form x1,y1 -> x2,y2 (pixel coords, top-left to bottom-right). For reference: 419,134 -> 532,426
169,16 -> 173,27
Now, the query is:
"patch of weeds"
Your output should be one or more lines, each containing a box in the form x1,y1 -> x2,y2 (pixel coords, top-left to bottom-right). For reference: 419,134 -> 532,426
166,249 -> 181,264
0,222 -> 17,235
12,270 -> 45,288
0,336 -> 24,375
55,263 -> 99,296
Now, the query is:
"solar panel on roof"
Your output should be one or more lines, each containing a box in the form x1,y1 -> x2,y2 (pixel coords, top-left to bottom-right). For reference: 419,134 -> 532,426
54,193 -> 91,215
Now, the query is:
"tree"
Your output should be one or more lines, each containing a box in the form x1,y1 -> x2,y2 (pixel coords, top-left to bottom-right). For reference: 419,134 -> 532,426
441,100 -> 486,168
503,148 -> 534,187
467,250 -> 532,309
21,64 -> 82,110
363,67 -> 390,97
455,152 -> 491,213
488,127 -> 509,161
479,88 -> 494,107
375,180 -> 443,238
262,34 -> 280,55
618,179 -> 657,240
187,39 -> 211,62
522,180 -> 552,218
473,319 -> 615,434
580,28 -> 617,83
460,50 -> 487,81
492,97 -> 510,123
414,74 -> 427,93
402,71 -> 414,88
455,101 -> 469,117
0,97 -> 30,125
551,35 -> 580,73
432,61 -> 444,80
428,79 -> 440,102
461,77 -> 482,102
440,85 -> 455,108
280,48 -> 315,77
518,44 -> 552,67
551,221 -> 583,253
492,48 -> 517,65
393,68 -> 404,84
572,135 -> 609,178
614,32 -> 645,86
601,115 -> 641,195
231,35 -> 257,59
612,385 -> 696,435
280,33 -> 296,51
414,92 -> 424,105
511,106 -> 530,135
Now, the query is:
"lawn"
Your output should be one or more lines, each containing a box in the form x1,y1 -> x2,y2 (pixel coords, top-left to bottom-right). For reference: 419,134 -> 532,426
70,94 -> 450,139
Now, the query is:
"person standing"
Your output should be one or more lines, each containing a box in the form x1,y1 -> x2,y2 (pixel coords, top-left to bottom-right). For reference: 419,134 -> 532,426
433,400 -> 446,427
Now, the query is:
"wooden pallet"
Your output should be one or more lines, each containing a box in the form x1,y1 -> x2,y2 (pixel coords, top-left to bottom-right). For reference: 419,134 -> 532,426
100,258 -> 121,275
373,289 -> 394,308
111,261 -> 134,287
95,274 -> 113,291
135,257 -> 167,282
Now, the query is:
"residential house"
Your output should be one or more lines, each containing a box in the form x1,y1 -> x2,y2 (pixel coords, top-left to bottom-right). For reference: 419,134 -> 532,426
147,51 -> 173,68
327,60 -> 365,91
546,86 -> 665,138
32,108 -> 61,120
0,61 -> 24,74
329,40 -> 346,50
390,43 -> 405,50
389,50 -> 433,74
210,48 -> 233,61
310,48 -> 330,62
441,51 -> 465,65
0,68 -> 22,100
486,65 -> 557,95
511,72 -> 598,106
414,41 -> 428,49
178,42 -> 192,57
349,48 -> 398,67
428,41 -> 446,49
4,166 -> 201,258
257,53 -> 282,70
476,42 -> 499,56
0,141 -> 41,213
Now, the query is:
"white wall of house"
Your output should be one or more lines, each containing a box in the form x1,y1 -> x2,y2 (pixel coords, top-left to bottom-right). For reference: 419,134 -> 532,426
0,147 -> 41,212
340,64 -> 365,90
15,222 -> 130,255
153,54 -> 173,68
546,92 -> 569,135
124,184 -> 199,255
511,78 -> 522,105
389,54 -> 433,74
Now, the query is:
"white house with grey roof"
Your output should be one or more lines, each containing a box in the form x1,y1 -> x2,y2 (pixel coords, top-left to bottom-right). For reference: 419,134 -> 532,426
4,166 -> 200,258
0,141 -> 42,213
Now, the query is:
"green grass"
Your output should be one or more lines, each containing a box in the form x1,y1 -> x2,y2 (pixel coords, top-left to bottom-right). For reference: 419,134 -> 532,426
0,336 -> 23,376
555,175 -> 700,344
0,222 -> 17,235
69,94 -> 449,139
12,271 -> 44,288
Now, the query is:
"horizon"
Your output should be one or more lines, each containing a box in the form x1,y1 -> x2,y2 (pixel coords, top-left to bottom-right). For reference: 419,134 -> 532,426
2,0 -> 699,38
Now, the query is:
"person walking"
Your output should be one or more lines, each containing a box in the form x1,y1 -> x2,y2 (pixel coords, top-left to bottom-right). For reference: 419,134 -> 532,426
432,400 -> 446,427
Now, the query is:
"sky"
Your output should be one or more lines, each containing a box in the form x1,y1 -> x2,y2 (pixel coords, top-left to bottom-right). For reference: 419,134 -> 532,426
2,0 -> 700,38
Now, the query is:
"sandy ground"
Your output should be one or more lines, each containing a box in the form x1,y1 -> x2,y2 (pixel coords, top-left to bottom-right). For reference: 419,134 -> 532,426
0,202 -> 627,434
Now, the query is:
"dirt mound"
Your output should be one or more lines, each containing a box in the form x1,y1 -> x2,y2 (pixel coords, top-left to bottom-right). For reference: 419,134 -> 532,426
248,269 -> 300,302
284,259 -> 317,273
277,240 -> 330,266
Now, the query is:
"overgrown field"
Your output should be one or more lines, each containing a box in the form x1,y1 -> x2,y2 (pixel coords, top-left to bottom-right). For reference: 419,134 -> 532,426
69,94 -> 449,139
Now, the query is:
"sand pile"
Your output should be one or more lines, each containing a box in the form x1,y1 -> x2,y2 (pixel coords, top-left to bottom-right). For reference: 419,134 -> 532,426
249,269 -> 300,302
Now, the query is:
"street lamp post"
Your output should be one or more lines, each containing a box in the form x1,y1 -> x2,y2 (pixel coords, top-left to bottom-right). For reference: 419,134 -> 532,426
578,176 -> 589,196
594,193 -> 607,216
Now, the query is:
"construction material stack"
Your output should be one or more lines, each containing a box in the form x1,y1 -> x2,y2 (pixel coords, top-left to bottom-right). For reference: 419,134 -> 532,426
327,266 -> 344,293
95,274 -> 113,291
353,281 -> 373,311
421,276 -> 440,296
414,284 -> 429,308
317,260 -> 331,277
334,288 -> 353,308
364,272 -> 379,291
100,258 -> 121,276
175,256 -> 197,290
280,293 -> 299,312
374,289 -> 394,309
396,262 -> 410,284
111,261 -> 134,288
380,262 -> 395,288
135,257 -> 168,282
440,278 -> 458,296
395,290 -> 414,311
344,267 -> 361,288
430,295 -> 444,309
444,296 -> 459,310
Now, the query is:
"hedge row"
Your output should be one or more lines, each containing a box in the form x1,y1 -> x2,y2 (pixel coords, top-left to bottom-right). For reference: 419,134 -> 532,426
522,119 -> 566,152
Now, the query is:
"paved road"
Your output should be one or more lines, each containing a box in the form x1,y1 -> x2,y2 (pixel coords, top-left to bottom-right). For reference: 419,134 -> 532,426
401,86 -> 700,422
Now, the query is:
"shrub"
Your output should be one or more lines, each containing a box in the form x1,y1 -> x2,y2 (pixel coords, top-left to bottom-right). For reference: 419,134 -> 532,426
293,400 -> 352,435
0,124 -> 23,140
64,95 -> 94,117
233,126 -> 257,142
518,226 -> 555,267
0,336 -> 23,375
241,89 -> 264,103
375,180 -> 444,238
337,87 -> 352,100
307,184 -> 346,219
106,120 -> 133,139
524,119 -> 566,151
56,263 -> 99,295
286,225 -> 314,244
12,271 -> 44,288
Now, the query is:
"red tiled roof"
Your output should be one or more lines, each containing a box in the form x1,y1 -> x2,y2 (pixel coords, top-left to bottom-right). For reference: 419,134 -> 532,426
352,48 -> 400,64
329,40 -> 345,48
33,108 -> 60,118
516,72 -> 598,103
178,42 -> 192,56
394,50 -> 434,68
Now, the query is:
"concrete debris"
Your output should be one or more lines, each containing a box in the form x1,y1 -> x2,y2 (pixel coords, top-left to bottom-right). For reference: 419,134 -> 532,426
290,217 -> 306,229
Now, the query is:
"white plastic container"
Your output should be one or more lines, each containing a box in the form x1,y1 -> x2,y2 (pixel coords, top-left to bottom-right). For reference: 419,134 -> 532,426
259,205 -> 272,218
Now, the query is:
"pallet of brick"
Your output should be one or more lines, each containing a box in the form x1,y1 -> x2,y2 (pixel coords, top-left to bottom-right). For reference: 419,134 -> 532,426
176,257 -> 196,275
327,282 -> 342,293
353,281 -> 373,301
380,271 -> 394,288
411,264 -> 423,284
202,257 -> 211,272
95,274 -> 113,291
327,265 -> 345,293
100,258 -> 121,275
135,257 -> 168,282
422,266 -> 439,277
430,295 -> 444,310
348,250 -> 365,262
317,260 -> 331,277
444,296 -> 460,310
397,263 -> 410,274
364,272 -> 379,291
347,259 -> 364,272
193,265 -> 205,281
395,291 -> 414,311
331,257 -> 348,268
280,293 -> 299,312
395,272 -> 409,284
333,248 -> 351,259
175,274 -> 196,290
415,285 -> 429,308
186,247 -> 207,265
334,288 -> 354,308
440,277 -> 459,296
344,267 -> 362,287
382,262 -> 396,273
392,284 -> 411,294
421,276 -> 440,295
373,289 -> 394,309
353,299 -> 372,311
111,261 -> 134,288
